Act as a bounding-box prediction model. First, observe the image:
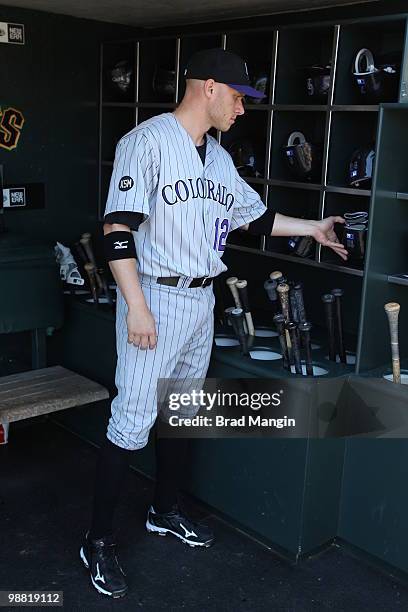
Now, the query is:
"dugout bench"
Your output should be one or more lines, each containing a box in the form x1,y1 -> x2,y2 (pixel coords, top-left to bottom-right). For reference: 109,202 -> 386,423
0,234 -> 108,434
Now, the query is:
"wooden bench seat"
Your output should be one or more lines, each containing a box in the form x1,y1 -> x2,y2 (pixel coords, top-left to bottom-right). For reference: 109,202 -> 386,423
0,366 -> 109,424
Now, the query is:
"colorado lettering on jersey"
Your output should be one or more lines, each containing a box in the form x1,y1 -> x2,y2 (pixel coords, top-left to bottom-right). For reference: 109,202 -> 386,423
162,177 -> 235,211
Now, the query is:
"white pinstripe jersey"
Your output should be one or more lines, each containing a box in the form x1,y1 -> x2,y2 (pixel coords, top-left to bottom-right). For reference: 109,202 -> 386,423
104,112 -> 267,278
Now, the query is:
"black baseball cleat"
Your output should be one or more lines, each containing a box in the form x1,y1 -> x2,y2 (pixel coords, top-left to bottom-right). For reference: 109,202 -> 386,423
146,505 -> 215,548
79,531 -> 128,598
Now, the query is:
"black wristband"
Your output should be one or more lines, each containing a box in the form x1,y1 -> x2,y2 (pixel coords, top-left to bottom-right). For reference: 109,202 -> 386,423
104,231 -> 137,262
246,209 -> 276,236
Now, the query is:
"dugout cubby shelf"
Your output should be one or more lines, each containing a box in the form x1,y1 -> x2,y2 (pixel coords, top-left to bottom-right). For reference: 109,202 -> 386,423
270,110 -> 326,185
326,111 -> 377,189
265,186 -> 320,259
274,26 -> 335,106
101,41 -> 137,104
334,19 -> 406,106
357,104 -> 408,373
98,13 -> 408,376
138,38 -> 178,103
221,109 -> 270,179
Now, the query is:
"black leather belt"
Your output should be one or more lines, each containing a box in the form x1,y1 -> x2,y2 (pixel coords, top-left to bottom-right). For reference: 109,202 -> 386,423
156,276 -> 213,288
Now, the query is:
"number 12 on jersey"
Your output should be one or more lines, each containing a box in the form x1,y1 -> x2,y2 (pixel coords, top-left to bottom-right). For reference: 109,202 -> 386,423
213,218 -> 229,252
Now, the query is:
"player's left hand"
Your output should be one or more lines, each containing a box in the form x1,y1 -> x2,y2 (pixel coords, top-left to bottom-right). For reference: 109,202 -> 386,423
311,216 -> 348,261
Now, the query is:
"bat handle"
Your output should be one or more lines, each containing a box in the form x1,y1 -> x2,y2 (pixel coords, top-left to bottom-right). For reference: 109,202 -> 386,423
273,313 -> 290,371
384,302 -> 401,384
287,322 -> 302,375
332,288 -> 346,364
322,294 -> 336,362
299,322 -> 313,376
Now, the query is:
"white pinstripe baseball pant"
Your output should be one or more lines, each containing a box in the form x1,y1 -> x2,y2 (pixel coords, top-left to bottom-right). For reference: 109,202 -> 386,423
107,277 -> 215,450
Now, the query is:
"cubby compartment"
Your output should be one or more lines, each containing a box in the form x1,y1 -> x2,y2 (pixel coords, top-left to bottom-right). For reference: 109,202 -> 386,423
101,107 -> 136,162
226,183 -> 266,250
225,31 -> 275,105
327,111 -> 377,189
178,35 -> 223,102
334,19 -> 406,105
265,186 -> 320,258
321,192 -> 370,271
221,109 -> 269,179
274,26 -> 335,105
102,42 -> 137,104
270,111 -> 326,184
139,38 -> 177,103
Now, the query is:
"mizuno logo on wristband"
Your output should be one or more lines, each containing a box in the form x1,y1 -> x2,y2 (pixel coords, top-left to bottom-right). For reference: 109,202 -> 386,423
114,241 -> 129,249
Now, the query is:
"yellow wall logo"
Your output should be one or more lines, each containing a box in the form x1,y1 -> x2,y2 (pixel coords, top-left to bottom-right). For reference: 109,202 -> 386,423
0,107 -> 25,150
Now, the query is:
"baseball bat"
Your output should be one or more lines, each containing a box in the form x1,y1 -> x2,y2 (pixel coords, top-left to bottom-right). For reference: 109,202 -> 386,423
226,276 -> 241,308
384,302 -> 401,384
273,313 -> 290,370
230,308 -> 249,356
80,233 -> 103,291
269,270 -> 283,282
289,284 -> 299,323
73,241 -> 89,266
84,263 -> 99,306
224,306 -> 236,327
277,283 -> 292,354
322,294 -> 336,362
263,279 -> 279,315
298,321 -> 314,376
331,288 -> 346,364
98,267 -> 113,307
293,282 -> 307,324
287,322 -> 302,375
236,280 -> 255,336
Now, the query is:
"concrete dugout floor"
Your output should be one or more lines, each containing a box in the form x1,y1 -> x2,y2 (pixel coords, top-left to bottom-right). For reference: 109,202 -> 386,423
1,419 -> 407,611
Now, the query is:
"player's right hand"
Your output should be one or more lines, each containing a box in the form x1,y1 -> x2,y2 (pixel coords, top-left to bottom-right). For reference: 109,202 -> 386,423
126,306 -> 158,350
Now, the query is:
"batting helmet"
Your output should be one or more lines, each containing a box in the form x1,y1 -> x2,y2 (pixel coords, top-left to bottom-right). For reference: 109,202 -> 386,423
348,145 -> 375,188
152,66 -> 176,98
352,48 -> 400,102
108,60 -> 133,95
228,139 -> 260,177
304,64 -> 331,100
283,132 -> 322,181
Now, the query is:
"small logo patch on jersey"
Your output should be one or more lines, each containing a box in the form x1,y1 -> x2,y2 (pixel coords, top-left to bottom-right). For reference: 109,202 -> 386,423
119,176 -> 134,191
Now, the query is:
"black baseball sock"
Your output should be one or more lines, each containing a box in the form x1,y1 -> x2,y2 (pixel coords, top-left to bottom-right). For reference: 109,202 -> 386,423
89,436 -> 133,540
153,436 -> 190,513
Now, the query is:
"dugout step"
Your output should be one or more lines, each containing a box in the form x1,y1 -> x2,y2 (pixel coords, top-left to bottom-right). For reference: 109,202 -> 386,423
0,365 -> 109,424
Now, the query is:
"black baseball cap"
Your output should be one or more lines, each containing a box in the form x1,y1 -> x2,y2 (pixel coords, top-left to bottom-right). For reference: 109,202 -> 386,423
184,48 -> 265,99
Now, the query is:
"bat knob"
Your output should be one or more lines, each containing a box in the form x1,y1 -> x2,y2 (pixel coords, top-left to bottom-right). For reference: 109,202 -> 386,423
277,283 -> 289,293
298,321 -> 312,332
384,302 -> 400,313
331,288 -> 344,298
231,307 -> 244,317
321,293 -> 335,304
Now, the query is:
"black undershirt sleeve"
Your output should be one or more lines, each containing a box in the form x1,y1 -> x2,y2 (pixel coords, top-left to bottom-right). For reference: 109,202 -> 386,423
104,211 -> 145,231
246,209 -> 276,236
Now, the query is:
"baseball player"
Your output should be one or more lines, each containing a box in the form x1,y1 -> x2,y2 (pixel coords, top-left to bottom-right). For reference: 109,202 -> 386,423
79,48 -> 348,598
